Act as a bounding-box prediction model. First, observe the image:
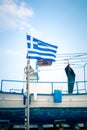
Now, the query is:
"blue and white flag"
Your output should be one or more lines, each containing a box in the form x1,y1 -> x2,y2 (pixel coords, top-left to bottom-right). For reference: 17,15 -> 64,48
27,35 -> 58,62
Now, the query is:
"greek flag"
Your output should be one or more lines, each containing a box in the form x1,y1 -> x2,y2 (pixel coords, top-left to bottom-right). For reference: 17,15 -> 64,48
27,35 -> 58,62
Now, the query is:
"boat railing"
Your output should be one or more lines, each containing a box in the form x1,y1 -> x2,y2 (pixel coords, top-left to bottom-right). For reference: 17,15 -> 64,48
0,79 -> 87,94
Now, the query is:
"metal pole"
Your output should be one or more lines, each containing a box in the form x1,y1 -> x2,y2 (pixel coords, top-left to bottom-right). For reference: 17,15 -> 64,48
26,59 -> 30,130
84,62 -> 87,92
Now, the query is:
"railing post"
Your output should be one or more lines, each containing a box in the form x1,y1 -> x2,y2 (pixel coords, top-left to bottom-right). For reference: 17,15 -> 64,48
1,80 -> 3,91
76,81 -> 79,93
84,63 -> 87,92
51,82 -> 54,94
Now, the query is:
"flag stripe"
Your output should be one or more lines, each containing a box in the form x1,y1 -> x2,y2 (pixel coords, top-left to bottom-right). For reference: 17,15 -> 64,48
33,37 -> 57,49
28,48 -> 56,57
27,56 -> 55,62
28,43 -> 57,53
35,44 -> 57,53
27,54 -> 56,61
28,50 -> 56,57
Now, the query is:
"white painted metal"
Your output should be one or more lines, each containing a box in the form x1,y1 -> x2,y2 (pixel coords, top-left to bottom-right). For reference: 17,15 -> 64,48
0,93 -> 87,108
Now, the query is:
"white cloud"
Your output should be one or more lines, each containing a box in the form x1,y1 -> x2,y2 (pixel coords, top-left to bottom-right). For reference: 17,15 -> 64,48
5,49 -> 22,56
0,48 -> 23,57
0,0 -> 34,30
29,27 -> 40,37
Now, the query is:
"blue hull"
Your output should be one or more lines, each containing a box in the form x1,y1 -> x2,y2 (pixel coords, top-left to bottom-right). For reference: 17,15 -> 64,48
0,107 -> 87,125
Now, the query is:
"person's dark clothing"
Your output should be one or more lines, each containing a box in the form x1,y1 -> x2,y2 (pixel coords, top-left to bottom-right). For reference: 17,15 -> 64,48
65,65 -> 75,94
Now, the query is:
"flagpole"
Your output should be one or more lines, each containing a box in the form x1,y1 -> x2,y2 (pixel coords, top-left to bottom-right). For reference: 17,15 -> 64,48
25,33 -> 30,130
26,58 -> 30,130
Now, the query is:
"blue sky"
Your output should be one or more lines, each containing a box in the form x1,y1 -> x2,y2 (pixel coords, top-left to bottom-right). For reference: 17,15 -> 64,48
0,0 -> 87,88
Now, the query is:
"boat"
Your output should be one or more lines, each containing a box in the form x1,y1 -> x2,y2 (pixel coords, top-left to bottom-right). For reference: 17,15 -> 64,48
0,79 -> 87,129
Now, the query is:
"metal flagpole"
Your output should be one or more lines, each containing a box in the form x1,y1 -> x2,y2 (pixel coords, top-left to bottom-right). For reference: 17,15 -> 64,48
25,33 -> 30,130
25,58 -> 30,130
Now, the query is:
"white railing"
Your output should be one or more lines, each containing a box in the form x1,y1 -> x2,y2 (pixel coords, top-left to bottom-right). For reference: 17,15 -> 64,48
0,79 -> 87,94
